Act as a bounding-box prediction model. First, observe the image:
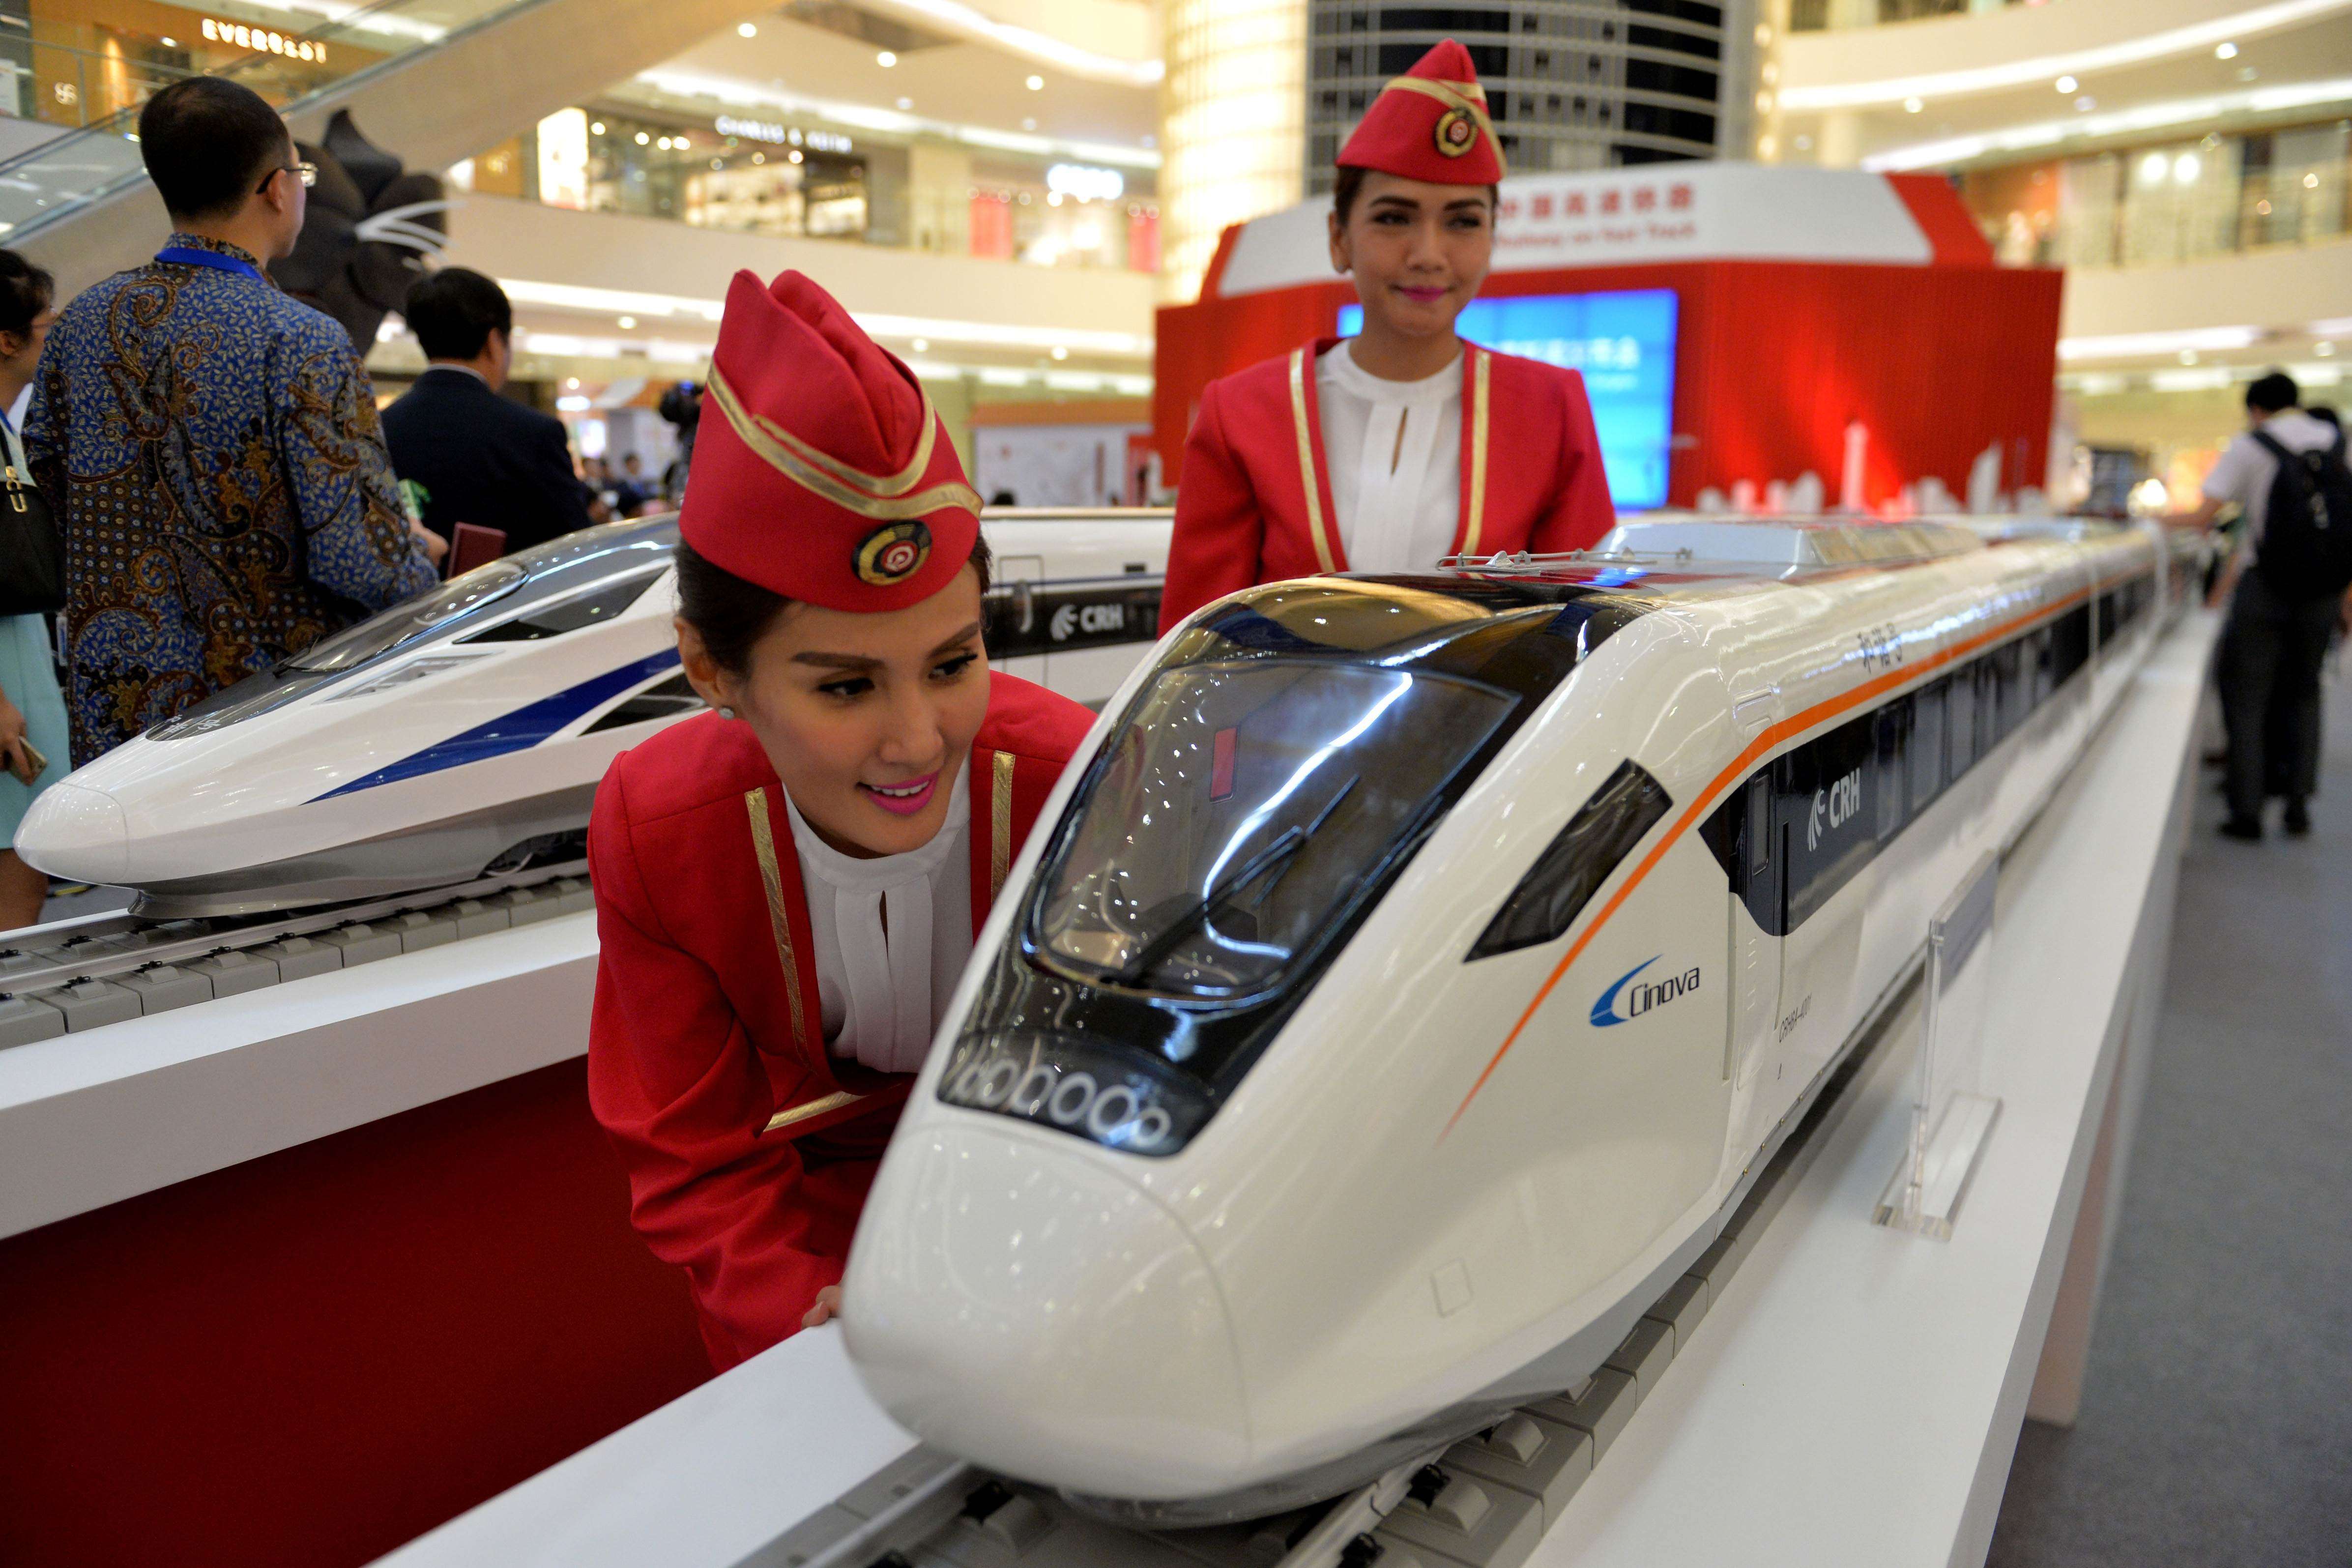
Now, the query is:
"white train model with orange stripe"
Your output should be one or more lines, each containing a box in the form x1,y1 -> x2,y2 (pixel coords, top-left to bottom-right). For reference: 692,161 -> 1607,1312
842,513 -> 2205,1523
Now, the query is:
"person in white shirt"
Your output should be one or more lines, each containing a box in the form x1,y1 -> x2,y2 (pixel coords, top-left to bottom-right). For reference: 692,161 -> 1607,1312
2169,371 -> 2349,839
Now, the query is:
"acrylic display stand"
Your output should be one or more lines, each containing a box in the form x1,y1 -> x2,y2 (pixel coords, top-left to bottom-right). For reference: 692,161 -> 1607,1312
1874,853 -> 2003,1240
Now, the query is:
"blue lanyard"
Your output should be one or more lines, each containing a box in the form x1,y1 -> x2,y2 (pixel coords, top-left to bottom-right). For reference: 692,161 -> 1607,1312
155,245 -> 268,284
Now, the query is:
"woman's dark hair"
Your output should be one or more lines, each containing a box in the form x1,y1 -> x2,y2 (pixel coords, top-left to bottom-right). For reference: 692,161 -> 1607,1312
137,77 -> 292,221
0,250 -> 53,340
1331,164 -> 1499,224
676,531 -> 995,675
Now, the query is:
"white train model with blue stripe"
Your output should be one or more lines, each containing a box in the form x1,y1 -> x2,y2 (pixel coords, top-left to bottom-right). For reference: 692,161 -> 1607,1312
840,514 -> 2205,1524
14,511 -> 1174,916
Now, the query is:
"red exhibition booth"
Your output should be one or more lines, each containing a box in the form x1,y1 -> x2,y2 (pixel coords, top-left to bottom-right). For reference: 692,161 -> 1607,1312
1154,165 -> 2063,517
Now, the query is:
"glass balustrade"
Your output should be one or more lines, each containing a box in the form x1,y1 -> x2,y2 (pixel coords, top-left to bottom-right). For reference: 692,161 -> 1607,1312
0,0 -> 543,240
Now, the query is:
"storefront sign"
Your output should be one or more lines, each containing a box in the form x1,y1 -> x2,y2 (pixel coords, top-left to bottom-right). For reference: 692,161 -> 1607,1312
714,116 -> 851,154
1046,163 -> 1124,203
200,16 -> 326,62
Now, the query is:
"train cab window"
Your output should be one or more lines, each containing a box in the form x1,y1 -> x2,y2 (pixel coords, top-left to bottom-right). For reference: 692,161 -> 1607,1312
1031,661 -> 1515,1000
1699,770 -> 1781,934
1470,759 -> 1672,959
1910,676 -> 1948,815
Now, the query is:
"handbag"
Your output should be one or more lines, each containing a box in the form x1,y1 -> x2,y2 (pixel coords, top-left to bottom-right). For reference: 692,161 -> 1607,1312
0,424 -> 62,617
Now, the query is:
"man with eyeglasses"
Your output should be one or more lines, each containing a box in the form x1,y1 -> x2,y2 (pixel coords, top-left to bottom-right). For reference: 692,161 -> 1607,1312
25,76 -> 444,764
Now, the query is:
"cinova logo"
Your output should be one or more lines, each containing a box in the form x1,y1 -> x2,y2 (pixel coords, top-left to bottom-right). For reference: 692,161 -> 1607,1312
1590,955 -> 1703,1027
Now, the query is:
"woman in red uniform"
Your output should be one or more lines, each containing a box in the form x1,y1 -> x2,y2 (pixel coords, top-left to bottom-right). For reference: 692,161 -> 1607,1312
1161,39 -> 1617,626
588,269 -> 1092,1369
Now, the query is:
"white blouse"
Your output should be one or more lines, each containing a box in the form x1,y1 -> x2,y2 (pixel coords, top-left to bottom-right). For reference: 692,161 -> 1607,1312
782,769 -> 973,1076
1316,341 -> 1464,574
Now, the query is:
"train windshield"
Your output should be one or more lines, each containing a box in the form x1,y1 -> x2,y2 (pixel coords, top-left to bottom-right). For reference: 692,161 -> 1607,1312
1033,663 -> 1513,1000
940,575 -> 1658,1156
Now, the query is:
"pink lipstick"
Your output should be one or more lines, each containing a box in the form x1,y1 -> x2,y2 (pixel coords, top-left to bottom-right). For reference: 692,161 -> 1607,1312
861,771 -> 939,817
1398,285 -> 1448,303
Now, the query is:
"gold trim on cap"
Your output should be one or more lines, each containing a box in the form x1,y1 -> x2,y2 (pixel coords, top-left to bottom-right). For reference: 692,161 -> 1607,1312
707,364 -> 982,523
763,1088 -> 867,1136
1463,347 -> 1491,557
990,750 -> 1015,902
1288,349 -> 1338,573
1373,76 -> 1505,175
745,786 -> 810,1048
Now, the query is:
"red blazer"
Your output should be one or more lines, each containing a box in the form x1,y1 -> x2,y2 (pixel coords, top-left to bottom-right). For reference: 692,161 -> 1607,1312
1161,339 -> 1617,625
587,672 -> 1092,1368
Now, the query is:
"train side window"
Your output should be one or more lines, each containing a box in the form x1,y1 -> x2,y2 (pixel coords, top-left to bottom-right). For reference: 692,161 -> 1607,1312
1974,657 -> 2001,759
1469,759 -> 1672,959
1773,708 -> 1880,930
2026,625 -> 2055,710
1990,639 -> 2025,742
2051,604 -> 2091,688
1874,695 -> 1909,841
1947,659 -> 1980,780
1909,677 -> 1947,815
2095,588 -> 2118,646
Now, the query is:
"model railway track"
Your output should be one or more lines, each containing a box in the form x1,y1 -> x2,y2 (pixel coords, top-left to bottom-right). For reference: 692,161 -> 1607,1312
0,861 -> 594,1047
753,967 -> 1916,1568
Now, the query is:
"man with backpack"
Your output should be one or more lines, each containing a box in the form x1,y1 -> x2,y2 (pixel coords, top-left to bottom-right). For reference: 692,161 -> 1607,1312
2172,370 -> 2352,841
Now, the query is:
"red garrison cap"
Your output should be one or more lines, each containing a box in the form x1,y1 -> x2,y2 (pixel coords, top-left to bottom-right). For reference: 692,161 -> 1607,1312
679,269 -> 980,612
1336,39 -> 1505,185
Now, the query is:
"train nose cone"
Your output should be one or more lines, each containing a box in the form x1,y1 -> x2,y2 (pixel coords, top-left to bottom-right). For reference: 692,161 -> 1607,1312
15,784 -> 130,885
842,1124 -> 1250,1500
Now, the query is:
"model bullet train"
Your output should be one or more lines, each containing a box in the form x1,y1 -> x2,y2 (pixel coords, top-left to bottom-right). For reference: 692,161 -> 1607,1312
842,514 -> 2207,1524
15,511 -> 1174,917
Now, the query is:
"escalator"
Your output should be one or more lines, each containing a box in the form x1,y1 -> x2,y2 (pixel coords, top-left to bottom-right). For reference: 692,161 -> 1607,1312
4,0 -> 771,296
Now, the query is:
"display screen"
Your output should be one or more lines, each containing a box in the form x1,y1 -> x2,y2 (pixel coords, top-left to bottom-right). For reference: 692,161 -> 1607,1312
1337,288 -> 1678,512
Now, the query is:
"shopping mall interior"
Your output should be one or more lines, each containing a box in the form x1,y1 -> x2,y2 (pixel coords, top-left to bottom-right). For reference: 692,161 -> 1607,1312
0,1 -> 2344,1566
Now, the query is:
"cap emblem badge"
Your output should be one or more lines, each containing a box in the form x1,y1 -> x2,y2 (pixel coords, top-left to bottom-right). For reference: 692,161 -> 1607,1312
1434,106 -> 1478,157
856,521 -> 933,585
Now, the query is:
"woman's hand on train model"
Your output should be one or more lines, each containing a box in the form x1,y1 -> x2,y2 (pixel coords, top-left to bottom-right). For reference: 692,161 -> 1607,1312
803,1285 -> 843,1329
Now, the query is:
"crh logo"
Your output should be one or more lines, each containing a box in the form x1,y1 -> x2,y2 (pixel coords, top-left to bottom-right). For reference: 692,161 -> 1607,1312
1049,601 -> 1127,641
1591,956 -> 1702,1027
1808,767 -> 1863,851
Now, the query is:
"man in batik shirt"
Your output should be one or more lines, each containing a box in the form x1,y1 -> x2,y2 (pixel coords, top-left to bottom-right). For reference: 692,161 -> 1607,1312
26,77 -> 442,764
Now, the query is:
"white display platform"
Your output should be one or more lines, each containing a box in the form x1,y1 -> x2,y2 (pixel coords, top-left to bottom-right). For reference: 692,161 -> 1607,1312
378,611 -> 2215,1568
0,911 -> 599,1239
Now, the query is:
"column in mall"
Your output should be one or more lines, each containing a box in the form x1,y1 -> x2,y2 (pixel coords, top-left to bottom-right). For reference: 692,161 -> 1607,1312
908,143 -> 973,257
1158,0 -> 1306,304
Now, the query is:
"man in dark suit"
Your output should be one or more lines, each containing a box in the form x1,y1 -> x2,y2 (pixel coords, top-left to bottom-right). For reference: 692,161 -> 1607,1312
382,268 -> 593,556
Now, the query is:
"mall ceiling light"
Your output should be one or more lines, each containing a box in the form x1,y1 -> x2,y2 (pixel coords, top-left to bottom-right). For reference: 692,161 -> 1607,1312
1779,0 -> 2351,110
1903,96 -> 1923,113
633,67 -> 1160,170
617,316 -> 638,329
2057,325 -> 2260,361
1863,73 -> 2352,170
2054,75 -> 2077,93
1026,75 -> 1044,91
2217,41 -> 2240,58
877,50 -> 897,67
635,131 -> 650,145
737,21 -> 756,37
897,97 -> 913,110
854,0 -> 1161,87
1051,346 -> 1068,360
591,120 -> 606,134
